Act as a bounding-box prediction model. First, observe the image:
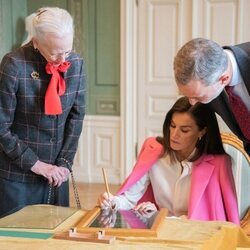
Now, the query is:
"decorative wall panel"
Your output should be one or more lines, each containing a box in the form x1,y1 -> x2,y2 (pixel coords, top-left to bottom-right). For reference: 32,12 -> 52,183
137,0 -> 191,149
73,116 -> 120,184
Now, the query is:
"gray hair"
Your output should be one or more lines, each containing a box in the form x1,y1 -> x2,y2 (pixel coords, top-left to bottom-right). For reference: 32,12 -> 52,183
173,38 -> 228,86
22,7 -> 74,45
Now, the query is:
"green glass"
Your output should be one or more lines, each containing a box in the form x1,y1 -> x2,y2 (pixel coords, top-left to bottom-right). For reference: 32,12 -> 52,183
0,205 -> 78,229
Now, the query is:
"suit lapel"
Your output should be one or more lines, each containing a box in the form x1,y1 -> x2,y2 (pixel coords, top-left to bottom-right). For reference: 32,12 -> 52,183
209,91 -> 244,138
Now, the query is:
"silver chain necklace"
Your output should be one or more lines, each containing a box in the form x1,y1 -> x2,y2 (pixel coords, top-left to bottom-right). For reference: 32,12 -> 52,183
47,159 -> 81,209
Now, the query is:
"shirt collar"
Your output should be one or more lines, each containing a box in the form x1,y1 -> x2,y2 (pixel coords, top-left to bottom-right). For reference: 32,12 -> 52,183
173,148 -> 197,171
224,49 -> 243,86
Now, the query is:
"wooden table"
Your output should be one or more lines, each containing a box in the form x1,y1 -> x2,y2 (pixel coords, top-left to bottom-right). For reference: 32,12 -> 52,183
0,205 -> 249,250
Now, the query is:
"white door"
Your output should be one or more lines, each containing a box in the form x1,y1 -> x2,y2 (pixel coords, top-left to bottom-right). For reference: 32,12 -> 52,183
137,0 -> 192,150
136,0 -> 250,152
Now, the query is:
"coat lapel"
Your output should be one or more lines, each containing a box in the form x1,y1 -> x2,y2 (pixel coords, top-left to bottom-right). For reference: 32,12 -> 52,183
117,137 -> 163,195
188,155 -> 215,215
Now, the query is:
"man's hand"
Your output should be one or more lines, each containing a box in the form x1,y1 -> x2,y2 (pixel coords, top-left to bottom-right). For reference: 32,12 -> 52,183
31,160 -> 70,187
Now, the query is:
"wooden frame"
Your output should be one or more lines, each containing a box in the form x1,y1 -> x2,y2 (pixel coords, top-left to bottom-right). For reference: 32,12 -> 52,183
73,206 -> 168,237
221,132 -> 250,163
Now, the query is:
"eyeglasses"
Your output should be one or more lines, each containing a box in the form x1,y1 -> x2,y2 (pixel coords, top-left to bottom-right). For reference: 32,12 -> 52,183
37,44 -> 72,61
48,50 -> 72,60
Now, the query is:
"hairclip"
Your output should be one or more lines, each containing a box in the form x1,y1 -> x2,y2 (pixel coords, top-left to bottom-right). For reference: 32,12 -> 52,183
36,9 -> 47,18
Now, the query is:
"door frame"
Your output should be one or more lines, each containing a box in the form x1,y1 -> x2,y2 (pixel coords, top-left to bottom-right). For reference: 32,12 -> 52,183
120,0 -> 138,179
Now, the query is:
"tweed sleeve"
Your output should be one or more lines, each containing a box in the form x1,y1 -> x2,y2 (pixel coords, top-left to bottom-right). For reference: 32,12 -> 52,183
0,55 -> 38,171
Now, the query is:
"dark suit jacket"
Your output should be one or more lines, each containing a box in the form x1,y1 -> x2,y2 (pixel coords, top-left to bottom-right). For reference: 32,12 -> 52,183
208,42 -> 250,155
0,42 -> 86,183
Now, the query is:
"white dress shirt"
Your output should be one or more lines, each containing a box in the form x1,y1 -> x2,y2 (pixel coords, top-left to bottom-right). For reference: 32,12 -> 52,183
225,49 -> 250,111
114,154 -> 192,217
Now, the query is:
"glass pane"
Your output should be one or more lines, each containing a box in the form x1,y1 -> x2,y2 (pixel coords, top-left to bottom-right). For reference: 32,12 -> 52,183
89,209 -> 158,229
0,205 -> 78,229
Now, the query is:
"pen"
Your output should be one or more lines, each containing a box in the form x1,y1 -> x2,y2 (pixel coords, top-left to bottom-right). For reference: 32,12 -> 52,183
101,168 -> 115,209
102,167 -> 110,196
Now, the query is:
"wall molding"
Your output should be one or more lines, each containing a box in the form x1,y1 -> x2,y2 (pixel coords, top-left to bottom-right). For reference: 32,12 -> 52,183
73,115 -> 121,184
119,0 -> 138,180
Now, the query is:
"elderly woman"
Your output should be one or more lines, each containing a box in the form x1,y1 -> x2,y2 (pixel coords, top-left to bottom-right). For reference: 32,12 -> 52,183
98,97 -> 239,225
0,7 -> 85,217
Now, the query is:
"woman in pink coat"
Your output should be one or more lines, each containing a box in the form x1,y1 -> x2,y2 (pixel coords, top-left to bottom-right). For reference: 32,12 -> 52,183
98,97 -> 240,225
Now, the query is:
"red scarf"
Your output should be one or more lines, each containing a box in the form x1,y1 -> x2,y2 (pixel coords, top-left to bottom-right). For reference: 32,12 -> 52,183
45,61 -> 71,115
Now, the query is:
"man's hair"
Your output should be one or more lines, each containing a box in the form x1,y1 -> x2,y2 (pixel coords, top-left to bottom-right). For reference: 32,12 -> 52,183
173,38 -> 228,86
156,96 -> 226,163
23,7 -> 74,45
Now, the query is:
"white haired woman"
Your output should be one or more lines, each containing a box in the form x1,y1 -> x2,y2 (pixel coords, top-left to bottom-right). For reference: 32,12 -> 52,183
0,7 -> 86,217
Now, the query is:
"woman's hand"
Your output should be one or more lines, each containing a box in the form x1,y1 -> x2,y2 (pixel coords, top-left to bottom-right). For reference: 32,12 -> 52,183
31,160 -> 70,187
133,202 -> 157,215
97,192 -> 117,210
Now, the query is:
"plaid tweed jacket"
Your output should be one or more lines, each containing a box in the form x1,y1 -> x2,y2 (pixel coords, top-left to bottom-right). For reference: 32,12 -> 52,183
0,42 -> 86,183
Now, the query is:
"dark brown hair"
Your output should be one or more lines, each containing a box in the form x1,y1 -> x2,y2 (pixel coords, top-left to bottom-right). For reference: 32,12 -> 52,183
156,96 -> 226,162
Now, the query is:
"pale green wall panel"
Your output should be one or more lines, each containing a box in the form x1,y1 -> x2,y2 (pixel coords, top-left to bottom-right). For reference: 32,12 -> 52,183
11,1 -> 27,50
88,0 -> 120,115
0,0 -> 27,59
26,0 -> 67,13
96,0 -> 119,85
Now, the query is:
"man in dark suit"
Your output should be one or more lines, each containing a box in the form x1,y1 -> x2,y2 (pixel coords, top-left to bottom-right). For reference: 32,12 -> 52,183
174,38 -> 250,155
0,7 -> 85,217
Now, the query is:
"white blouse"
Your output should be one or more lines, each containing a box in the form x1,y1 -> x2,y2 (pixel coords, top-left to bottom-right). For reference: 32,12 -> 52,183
113,154 -> 192,217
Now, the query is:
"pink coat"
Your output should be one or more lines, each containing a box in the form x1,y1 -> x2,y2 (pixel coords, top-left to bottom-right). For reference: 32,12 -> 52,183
117,137 -> 240,225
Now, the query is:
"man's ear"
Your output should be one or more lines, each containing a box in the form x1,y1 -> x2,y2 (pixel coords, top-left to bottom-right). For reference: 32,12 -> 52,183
219,74 -> 230,86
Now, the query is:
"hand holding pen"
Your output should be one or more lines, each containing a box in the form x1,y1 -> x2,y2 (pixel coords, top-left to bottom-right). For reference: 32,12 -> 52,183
98,191 -> 116,209
97,168 -> 117,210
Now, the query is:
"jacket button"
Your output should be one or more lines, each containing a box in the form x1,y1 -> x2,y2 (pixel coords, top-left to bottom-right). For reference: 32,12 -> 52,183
50,138 -> 56,143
